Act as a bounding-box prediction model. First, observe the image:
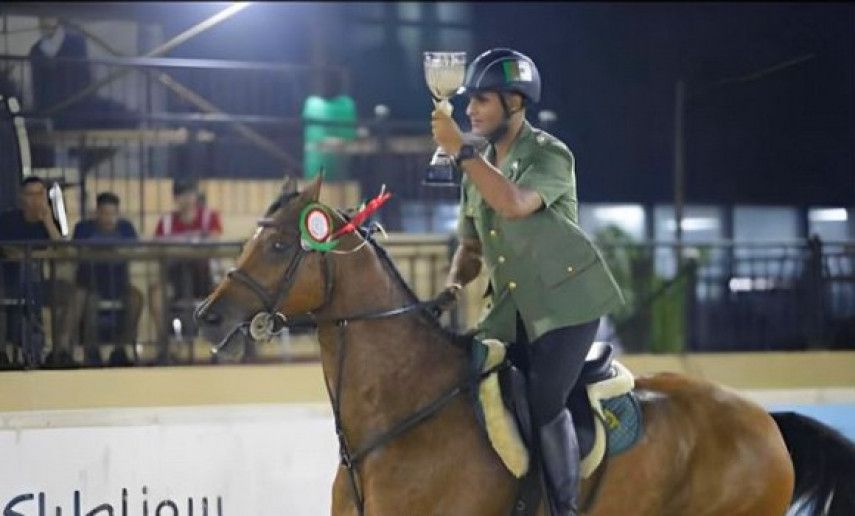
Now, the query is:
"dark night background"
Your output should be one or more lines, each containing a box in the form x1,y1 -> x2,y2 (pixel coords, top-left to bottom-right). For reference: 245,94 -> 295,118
468,3 -> 854,207
165,2 -> 855,207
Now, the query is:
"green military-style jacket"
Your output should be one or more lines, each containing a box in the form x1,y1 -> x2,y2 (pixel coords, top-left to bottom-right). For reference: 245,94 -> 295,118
458,120 -> 625,344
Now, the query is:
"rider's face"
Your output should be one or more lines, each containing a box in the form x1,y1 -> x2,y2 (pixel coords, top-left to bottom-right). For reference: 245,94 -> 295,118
465,92 -> 503,137
465,91 -> 522,137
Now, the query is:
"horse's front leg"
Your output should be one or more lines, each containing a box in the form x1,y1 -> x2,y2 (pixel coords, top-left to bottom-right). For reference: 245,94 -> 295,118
331,465 -> 361,516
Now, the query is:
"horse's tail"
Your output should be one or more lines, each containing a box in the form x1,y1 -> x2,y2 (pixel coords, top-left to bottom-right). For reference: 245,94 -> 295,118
770,411 -> 855,516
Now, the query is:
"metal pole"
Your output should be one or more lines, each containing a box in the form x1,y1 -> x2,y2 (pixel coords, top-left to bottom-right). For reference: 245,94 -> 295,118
308,7 -> 328,96
59,17 -> 301,171
673,79 -> 686,270
156,74 -> 301,169
43,2 -> 252,116
848,208 -> 855,239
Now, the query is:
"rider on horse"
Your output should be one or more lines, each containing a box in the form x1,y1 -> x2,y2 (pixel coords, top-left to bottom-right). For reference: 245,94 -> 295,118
431,48 -> 625,515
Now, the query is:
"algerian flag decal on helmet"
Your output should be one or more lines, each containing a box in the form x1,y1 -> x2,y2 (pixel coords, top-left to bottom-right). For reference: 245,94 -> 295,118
503,59 -> 533,82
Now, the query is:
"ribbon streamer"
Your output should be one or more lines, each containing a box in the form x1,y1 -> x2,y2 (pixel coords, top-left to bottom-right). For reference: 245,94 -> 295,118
331,186 -> 393,240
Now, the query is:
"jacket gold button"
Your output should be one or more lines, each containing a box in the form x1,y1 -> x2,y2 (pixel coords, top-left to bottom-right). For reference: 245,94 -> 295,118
567,266 -> 574,273
498,256 -> 506,264
490,229 -> 498,237
509,281 -> 517,290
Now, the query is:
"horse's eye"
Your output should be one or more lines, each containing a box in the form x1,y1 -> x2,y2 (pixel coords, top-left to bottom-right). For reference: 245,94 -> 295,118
273,241 -> 290,252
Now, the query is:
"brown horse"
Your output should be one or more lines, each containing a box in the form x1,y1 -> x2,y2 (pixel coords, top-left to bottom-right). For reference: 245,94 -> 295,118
196,177 -> 855,516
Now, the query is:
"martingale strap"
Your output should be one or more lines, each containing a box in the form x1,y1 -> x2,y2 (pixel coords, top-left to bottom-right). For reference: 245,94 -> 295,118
348,361 -> 509,465
323,317 -> 509,516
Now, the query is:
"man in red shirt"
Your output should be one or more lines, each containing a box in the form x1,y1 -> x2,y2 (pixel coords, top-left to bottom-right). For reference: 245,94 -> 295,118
149,180 -> 222,362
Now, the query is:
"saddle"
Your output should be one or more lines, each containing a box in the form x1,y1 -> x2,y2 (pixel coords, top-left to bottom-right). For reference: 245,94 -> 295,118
472,340 -> 643,482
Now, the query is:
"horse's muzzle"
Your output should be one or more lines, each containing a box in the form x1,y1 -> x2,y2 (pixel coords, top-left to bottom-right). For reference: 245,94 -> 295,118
194,299 -> 223,326
194,296 -> 243,351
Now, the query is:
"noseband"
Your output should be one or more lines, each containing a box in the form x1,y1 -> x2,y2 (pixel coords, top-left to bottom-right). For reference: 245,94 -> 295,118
216,245 -> 323,347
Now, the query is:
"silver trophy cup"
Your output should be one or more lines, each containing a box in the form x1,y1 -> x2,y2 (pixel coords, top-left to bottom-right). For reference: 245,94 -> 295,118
424,51 -> 466,187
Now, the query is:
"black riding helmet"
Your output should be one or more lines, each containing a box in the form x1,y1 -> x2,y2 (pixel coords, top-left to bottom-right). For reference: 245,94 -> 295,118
456,48 -> 542,143
458,48 -> 541,103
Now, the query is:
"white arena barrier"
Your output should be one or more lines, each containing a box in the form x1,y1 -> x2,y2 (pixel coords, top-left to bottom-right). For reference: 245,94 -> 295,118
0,404 -> 338,516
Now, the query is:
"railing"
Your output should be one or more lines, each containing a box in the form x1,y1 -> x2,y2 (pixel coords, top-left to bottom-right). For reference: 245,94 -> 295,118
0,236 -> 454,370
2,237 -> 853,371
599,239 -> 855,353
0,53 -> 347,122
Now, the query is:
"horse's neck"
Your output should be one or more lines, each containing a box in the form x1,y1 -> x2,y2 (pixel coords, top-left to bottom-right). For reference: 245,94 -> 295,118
316,244 -> 467,447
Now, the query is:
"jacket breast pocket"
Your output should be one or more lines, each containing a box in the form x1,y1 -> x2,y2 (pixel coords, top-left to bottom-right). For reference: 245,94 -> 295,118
533,235 -> 600,288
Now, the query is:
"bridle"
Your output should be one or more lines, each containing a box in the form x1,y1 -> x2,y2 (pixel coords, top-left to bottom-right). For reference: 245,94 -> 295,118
205,222 -> 438,348
196,215 -> 506,515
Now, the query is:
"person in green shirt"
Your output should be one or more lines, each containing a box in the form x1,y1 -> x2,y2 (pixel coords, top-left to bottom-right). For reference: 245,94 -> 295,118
431,48 -> 625,516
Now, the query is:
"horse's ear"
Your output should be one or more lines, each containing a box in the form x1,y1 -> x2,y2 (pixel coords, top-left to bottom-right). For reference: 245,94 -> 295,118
281,176 -> 297,196
301,172 -> 323,202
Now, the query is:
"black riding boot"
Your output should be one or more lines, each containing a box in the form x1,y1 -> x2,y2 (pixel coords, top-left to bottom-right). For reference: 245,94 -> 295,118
539,408 -> 581,516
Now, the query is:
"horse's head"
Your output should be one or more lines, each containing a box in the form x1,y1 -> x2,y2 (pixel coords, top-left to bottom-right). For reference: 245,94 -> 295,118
195,175 -> 339,352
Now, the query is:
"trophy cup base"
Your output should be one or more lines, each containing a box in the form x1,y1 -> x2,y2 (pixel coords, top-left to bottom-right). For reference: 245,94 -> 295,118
423,163 -> 459,187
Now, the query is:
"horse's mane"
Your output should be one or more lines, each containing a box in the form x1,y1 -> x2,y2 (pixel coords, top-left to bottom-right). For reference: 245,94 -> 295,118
359,228 -> 476,350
